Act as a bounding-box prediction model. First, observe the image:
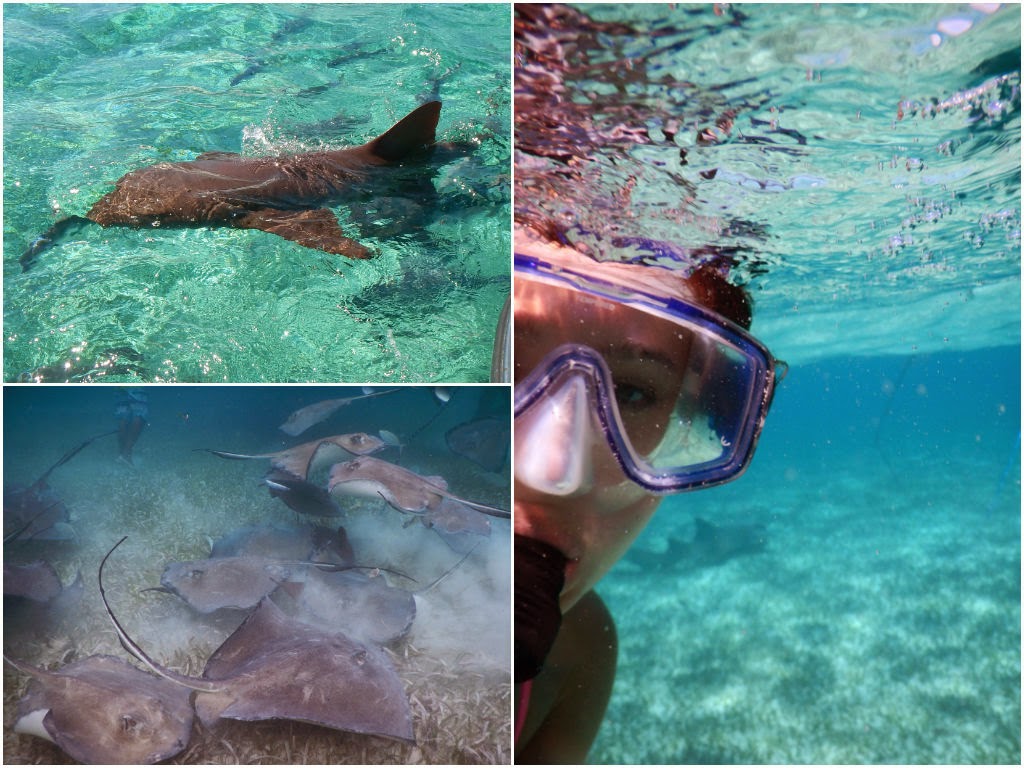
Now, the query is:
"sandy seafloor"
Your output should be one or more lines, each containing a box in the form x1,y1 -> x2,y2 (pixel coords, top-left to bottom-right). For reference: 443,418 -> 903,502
589,349 -> 1020,764
3,385 -> 511,764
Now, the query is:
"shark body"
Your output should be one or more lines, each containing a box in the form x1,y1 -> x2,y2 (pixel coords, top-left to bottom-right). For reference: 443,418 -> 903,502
21,101 -> 444,269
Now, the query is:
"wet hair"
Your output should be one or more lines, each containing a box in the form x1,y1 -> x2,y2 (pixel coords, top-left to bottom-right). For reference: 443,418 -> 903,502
680,262 -> 753,330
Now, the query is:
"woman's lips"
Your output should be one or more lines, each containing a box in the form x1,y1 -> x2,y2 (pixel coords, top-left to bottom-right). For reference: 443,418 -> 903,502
514,503 -> 579,578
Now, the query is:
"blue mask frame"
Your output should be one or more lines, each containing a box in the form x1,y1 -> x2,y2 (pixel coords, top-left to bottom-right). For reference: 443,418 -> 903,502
514,252 -> 785,493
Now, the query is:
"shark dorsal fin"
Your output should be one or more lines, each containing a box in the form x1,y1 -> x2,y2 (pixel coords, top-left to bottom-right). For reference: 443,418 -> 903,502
367,101 -> 441,162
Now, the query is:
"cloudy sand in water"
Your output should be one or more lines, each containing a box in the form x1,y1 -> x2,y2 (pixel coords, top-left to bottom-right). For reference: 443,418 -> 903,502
3,385 -> 511,764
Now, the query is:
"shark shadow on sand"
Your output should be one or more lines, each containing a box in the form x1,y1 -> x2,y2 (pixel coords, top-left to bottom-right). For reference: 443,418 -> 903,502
626,517 -> 768,572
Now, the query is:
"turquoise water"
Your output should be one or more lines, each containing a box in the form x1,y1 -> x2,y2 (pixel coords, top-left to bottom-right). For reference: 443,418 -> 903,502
3,384 -> 511,763
598,348 -> 1020,763
515,3 -> 1020,764
4,3 -> 511,383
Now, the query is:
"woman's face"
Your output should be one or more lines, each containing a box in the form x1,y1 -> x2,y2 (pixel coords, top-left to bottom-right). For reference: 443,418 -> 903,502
514,274 -> 683,611
514,465 -> 661,612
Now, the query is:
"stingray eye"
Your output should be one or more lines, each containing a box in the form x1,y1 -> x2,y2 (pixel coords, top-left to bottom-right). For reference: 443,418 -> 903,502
188,569 -> 204,580
352,434 -> 365,444
352,649 -> 367,666
121,714 -> 139,733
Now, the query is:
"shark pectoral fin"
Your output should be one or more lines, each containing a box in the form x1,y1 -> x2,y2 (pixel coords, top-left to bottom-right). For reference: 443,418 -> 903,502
232,208 -> 373,259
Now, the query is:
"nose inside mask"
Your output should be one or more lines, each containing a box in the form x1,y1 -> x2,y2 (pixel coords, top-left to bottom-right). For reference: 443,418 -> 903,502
514,371 -> 593,496
514,534 -> 568,683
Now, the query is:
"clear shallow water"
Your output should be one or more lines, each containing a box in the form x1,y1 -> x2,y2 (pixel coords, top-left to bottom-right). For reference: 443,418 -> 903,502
515,2 -> 1020,364
4,3 -> 511,383
3,384 -> 511,763
514,3 -> 1020,764
594,347 -> 1020,764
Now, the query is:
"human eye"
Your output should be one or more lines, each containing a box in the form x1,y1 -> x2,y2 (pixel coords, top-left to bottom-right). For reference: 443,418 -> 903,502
614,380 -> 658,411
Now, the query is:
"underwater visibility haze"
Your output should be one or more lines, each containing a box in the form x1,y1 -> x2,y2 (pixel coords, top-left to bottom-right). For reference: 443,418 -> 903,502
3,3 -> 511,383
514,3 -> 1020,764
3,385 -> 511,764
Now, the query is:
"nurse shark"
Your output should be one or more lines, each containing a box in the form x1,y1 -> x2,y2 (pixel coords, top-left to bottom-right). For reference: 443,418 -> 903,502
20,101 -> 447,269
627,517 -> 768,571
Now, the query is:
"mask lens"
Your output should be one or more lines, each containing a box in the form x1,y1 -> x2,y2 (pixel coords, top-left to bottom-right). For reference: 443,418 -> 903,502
638,337 -> 761,474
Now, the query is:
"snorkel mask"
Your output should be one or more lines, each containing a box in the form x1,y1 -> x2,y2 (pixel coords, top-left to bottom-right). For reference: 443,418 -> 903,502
514,251 -> 783,494
513,249 -> 784,681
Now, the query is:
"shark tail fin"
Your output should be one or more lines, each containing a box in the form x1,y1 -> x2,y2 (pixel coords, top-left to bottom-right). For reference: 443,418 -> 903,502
20,215 -> 95,271
367,101 -> 441,162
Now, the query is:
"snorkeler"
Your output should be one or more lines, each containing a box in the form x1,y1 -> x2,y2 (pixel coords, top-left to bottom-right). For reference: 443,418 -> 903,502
114,389 -> 148,466
512,232 -> 785,761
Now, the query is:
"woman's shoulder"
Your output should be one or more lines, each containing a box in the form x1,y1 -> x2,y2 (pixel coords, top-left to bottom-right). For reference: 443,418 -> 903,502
515,590 -> 618,762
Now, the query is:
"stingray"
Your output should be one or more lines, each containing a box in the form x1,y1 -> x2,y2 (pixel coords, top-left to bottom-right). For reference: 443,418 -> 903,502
264,468 -> 344,517
209,521 -> 319,560
194,598 -> 414,741
150,551 -> 404,614
4,429 -> 116,542
3,484 -> 73,542
209,521 -> 354,565
328,456 -> 510,519
100,538 -> 415,743
146,555 -> 295,614
200,432 -> 387,480
415,498 -> 492,554
280,568 -> 416,646
4,653 -> 194,764
3,561 -> 79,604
279,389 -> 398,436
445,417 -> 510,473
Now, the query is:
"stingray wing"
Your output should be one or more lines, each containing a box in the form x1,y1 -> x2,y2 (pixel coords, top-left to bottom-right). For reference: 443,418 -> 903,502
279,398 -> 348,437
14,655 -> 193,765
196,599 -> 413,742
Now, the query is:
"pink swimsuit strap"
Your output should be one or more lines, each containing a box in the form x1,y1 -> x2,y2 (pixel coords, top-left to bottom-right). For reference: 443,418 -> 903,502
514,679 -> 533,743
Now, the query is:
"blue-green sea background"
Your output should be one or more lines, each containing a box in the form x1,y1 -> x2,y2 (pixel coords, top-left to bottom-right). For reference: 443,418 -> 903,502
3,3 -> 510,383
513,3 -> 1020,764
599,347 -> 1020,763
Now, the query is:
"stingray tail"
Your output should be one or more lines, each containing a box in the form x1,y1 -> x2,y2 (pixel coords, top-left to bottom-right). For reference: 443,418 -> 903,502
36,428 -> 119,486
462,500 -> 511,519
195,448 -> 265,461
3,498 -> 65,544
418,541 -> 479,595
99,536 -> 221,693
310,561 -> 416,585
2,653 -> 52,680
